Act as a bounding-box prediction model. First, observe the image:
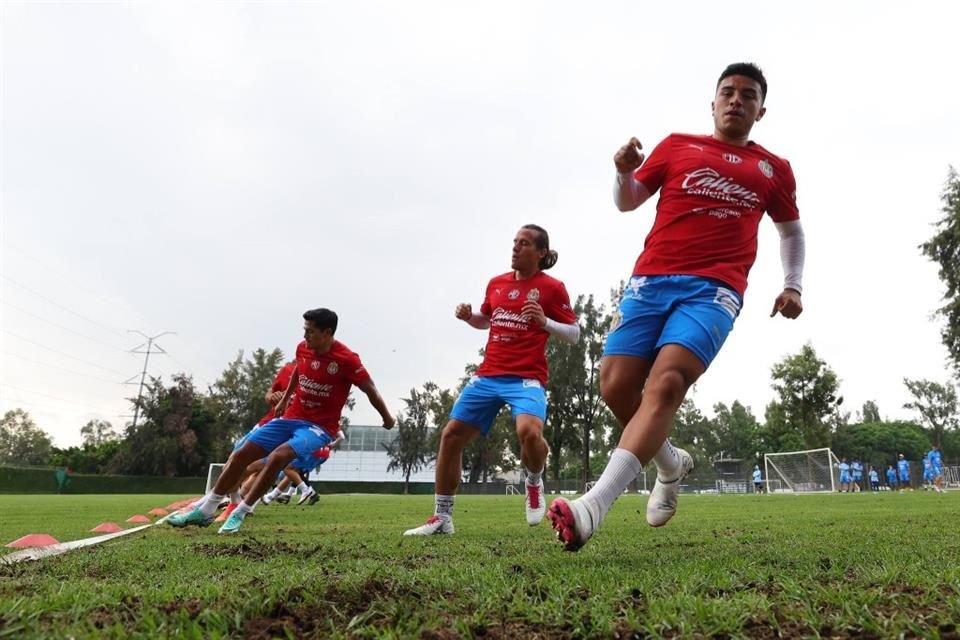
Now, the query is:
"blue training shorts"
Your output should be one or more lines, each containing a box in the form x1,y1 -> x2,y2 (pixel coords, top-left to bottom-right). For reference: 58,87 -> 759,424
242,418 -> 333,459
450,375 -> 546,435
603,275 -> 742,368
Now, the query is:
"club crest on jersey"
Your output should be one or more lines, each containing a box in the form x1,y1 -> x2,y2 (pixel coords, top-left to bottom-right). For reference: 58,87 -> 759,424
758,160 -> 774,178
526,288 -> 540,302
508,289 -> 520,300
310,360 -> 321,370
722,153 -> 742,164
327,362 -> 339,375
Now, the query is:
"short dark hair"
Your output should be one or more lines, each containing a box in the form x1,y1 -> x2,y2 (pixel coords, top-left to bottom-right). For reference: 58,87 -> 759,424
303,308 -> 338,334
521,224 -> 558,270
717,62 -> 767,103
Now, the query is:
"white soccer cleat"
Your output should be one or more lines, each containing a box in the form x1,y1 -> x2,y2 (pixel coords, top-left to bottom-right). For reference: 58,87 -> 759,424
547,496 -> 601,552
403,515 -> 454,536
261,493 -> 273,505
525,479 -> 546,525
646,448 -> 694,528
297,489 -> 319,506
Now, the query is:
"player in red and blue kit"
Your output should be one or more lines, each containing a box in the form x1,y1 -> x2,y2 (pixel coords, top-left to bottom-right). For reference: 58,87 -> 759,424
404,225 -> 580,536
549,62 -> 806,551
170,308 -> 395,534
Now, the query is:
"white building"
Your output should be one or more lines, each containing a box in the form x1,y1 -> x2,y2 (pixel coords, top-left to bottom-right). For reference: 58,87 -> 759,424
311,424 -> 436,483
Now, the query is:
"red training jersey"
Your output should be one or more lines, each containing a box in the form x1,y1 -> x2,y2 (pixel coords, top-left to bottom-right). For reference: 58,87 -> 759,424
631,133 -> 799,296
283,340 -> 371,436
477,271 -> 576,385
256,362 -> 297,426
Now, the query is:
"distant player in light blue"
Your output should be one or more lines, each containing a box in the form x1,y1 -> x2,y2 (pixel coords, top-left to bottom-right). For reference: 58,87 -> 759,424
885,465 -> 898,491
922,456 -> 934,490
868,465 -> 879,492
928,445 -> 945,493
850,459 -> 863,493
752,465 -> 763,494
897,454 -> 911,491
837,457 -> 851,492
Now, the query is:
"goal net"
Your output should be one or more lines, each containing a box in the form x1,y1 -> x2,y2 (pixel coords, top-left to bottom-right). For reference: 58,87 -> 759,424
205,463 -> 225,494
764,447 -> 839,493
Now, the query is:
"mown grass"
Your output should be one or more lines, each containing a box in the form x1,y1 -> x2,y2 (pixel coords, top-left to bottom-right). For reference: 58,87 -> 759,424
0,492 -> 958,639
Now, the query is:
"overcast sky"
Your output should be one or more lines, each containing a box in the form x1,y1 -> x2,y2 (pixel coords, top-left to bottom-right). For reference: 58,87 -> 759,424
2,2 -> 958,448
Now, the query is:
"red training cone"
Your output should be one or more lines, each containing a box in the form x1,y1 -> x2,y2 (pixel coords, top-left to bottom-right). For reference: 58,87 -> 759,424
6,534 -> 60,548
148,508 -> 168,516
90,522 -> 124,533
126,515 -> 151,524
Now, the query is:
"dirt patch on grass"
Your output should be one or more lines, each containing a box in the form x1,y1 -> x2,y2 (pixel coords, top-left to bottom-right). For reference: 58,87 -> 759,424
242,576 -> 420,639
193,540 -> 326,561
159,597 -> 203,619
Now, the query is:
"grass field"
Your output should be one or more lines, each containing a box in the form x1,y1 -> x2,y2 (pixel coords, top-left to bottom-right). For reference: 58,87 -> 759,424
1,492 -> 958,639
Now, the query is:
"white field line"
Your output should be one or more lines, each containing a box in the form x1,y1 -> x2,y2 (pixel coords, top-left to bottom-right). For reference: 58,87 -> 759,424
0,512 -> 175,566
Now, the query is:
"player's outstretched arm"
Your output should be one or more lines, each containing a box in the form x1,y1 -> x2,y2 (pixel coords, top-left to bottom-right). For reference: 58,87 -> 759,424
770,220 -> 805,319
455,303 -> 490,330
357,378 -> 396,430
613,137 -> 652,212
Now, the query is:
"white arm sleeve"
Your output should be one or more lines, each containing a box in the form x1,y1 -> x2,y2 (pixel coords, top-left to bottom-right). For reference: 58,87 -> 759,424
466,313 -> 490,330
613,171 -> 651,212
775,220 -> 805,293
543,318 -> 580,344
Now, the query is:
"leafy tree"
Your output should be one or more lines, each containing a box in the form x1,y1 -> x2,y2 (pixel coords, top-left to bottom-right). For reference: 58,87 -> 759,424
860,400 -> 881,424
0,409 -> 53,466
713,401 -> 762,462
207,348 -> 285,444
110,374 -> 217,476
902,378 -> 958,447
545,294 -> 616,489
384,384 -> 440,493
80,419 -> 117,446
50,440 -> 121,474
671,399 -> 718,464
765,344 -> 842,449
919,167 -> 960,374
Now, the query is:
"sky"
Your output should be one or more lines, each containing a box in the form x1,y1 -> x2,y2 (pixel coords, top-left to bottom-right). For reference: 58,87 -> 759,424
1,1 -> 958,448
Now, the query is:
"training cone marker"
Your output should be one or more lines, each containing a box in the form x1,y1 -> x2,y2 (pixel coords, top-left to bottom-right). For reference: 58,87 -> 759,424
148,508 -> 168,516
126,515 -> 151,524
6,534 -> 60,548
90,523 -> 124,533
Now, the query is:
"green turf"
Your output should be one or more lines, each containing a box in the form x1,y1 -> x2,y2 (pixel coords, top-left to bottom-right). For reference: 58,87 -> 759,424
1,492 -> 958,639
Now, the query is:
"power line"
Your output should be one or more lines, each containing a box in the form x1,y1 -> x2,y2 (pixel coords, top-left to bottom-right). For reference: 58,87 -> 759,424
0,328 -> 129,377
0,383 -> 126,413
0,274 -> 128,337
0,350 -> 123,385
1,301 -> 130,352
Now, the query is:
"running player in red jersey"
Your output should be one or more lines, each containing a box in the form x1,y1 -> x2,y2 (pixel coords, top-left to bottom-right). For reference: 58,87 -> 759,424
169,308 -> 395,534
548,63 -> 806,550
404,225 -> 580,536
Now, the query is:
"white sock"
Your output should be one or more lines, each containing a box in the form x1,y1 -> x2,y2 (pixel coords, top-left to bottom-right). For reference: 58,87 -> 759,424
526,469 -> 543,486
265,488 -> 281,500
434,495 -> 455,520
581,448 -> 642,522
199,493 -> 225,517
234,501 -> 253,517
285,486 -> 296,496
297,482 -> 310,494
229,491 -> 242,504
653,439 -> 681,481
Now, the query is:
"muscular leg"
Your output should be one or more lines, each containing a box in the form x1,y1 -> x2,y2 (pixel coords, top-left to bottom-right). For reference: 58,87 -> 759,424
243,444 -> 298,507
435,419 -> 481,496
516,415 -> 547,475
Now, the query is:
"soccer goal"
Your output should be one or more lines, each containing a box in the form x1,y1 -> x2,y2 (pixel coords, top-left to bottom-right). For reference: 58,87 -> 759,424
205,463 -> 225,494
764,447 -> 839,493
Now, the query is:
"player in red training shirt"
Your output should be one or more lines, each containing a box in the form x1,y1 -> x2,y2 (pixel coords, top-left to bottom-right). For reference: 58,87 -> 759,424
549,62 -> 806,551
404,225 -> 580,536
169,308 -> 395,534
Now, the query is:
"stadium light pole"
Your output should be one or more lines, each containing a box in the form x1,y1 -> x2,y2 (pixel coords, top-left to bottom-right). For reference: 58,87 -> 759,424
125,330 -> 175,429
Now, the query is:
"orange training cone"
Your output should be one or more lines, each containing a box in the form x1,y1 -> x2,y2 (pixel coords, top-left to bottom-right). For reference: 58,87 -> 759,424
90,523 -> 124,533
6,534 -> 60,548
126,515 -> 151,524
